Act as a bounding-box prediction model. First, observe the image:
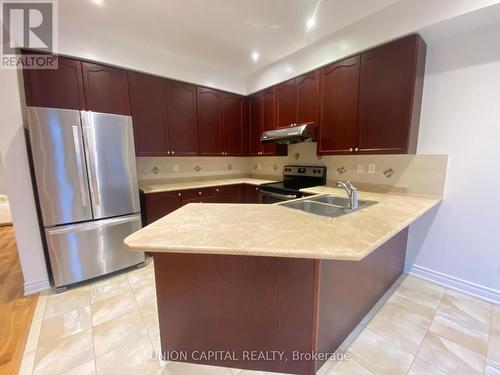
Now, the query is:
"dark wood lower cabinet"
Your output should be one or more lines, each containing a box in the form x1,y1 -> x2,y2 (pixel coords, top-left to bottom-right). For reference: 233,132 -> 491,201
244,184 -> 260,203
153,227 -> 409,375
215,184 -> 244,203
142,191 -> 182,224
142,184 -> 263,224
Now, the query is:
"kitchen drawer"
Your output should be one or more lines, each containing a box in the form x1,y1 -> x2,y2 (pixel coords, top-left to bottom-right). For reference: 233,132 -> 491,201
179,187 -> 216,201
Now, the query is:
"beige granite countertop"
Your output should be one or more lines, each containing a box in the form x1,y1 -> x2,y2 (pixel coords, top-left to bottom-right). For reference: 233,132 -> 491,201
139,177 -> 277,194
125,187 -> 442,261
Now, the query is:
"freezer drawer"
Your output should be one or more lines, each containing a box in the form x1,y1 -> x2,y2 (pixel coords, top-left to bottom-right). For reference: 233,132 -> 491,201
45,214 -> 145,287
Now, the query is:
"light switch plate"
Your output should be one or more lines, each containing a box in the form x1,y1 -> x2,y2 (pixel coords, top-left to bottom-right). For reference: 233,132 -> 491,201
174,164 -> 179,172
356,164 -> 364,174
368,164 -> 376,174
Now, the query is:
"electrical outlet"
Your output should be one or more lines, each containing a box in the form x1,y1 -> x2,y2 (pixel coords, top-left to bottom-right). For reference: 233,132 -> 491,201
368,164 -> 376,174
356,164 -> 364,174
173,164 -> 179,172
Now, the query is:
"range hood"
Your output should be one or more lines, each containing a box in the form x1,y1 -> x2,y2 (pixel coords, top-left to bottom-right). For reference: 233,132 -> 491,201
261,123 -> 317,144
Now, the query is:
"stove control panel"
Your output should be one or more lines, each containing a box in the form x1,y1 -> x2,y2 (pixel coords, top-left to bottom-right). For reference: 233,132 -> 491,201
283,165 -> 327,178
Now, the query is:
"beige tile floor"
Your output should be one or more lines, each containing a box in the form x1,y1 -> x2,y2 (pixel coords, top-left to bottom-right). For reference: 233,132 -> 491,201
18,259 -> 500,375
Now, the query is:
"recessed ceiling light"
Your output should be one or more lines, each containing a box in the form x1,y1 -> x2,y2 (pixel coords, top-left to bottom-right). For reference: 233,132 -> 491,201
251,51 -> 260,62
306,17 -> 316,30
91,0 -> 104,6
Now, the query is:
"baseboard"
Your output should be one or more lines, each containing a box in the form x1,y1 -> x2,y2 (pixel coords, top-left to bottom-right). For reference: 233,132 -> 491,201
24,279 -> 51,295
409,265 -> 500,305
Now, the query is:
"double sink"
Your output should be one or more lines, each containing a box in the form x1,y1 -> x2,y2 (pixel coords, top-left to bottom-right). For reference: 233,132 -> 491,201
281,194 -> 377,218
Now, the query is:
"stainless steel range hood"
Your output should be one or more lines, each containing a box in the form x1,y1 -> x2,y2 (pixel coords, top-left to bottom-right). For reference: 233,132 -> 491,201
261,123 -> 317,144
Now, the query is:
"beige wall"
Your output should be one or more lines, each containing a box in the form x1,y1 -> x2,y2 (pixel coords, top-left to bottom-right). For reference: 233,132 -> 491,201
0,68 -> 50,294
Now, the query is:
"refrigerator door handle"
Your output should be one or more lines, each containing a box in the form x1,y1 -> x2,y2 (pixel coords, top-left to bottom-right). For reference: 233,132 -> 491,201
82,112 -> 100,208
71,125 -> 87,207
45,214 -> 140,234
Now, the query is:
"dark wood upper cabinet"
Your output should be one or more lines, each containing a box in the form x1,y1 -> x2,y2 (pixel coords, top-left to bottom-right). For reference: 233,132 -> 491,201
82,62 -> 131,115
318,56 -> 360,155
23,34 -> 425,158
242,97 -> 250,156
276,79 -> 297,128
248,94 -> 262,156
296,71 -> 319,125
128,71 -> 168,156
357,34 -> 426,154
197,87 -> 223,156
222,94 -> 244,156
248,89 -> 287,156
166,81 -> 199,155
23,56 -> 86,110
261,87 -> 277,155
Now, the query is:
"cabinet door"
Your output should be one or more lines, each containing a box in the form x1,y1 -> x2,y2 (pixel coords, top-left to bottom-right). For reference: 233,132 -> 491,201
144,192 -> 182,224
261,87 -> 277,155
222,94 -> 244,156
276,78 -> 297,128
197,87 -> 223,156
244,184 -> 261,203
318,56 -> 360,155
23,56 -> 86,110
166,81 -> 198,155
128,72 -> 168,156
357,35 -> 420,154
82,62 -> 131,115
215,185 -> 244,203
242,97 -> 250,156
248,94 -> 262,155
296,71 -> 319,125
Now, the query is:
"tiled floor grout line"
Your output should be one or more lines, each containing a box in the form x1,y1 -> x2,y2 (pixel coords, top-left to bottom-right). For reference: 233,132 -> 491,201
29,291 -> 49,374
486,302 -> 494,371
401,285 -> 447,375
30,269 -> 155,375
91,298 -> 98,375
23,269 -> 494,375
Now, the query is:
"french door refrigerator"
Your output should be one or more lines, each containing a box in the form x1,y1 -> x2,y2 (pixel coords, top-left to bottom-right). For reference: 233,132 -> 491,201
27,107 -> 145,289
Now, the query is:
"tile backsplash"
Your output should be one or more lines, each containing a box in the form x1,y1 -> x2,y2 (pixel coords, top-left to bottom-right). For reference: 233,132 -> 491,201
137,142 -> 448,196
136,156 -> 250,181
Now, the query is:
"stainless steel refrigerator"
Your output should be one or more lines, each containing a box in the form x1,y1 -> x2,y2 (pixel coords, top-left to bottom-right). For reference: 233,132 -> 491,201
27,107 -> 145,289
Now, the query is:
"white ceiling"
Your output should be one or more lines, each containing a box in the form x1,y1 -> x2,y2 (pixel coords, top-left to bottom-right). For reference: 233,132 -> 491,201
56,0 -> 500,94
59,0 -> 400,76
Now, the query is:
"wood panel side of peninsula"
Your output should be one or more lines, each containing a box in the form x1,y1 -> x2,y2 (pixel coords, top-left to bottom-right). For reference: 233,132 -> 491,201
153,228 -> 409,375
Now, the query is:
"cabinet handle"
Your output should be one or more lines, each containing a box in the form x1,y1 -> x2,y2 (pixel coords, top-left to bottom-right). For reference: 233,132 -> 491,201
171,150 -> 175,155
178,193 -> 181,197
355,147 -> 359,152
216,188 -> 219,192
198,191 -> 202,195
167,151 -> 171,155
349,148 -> 353,152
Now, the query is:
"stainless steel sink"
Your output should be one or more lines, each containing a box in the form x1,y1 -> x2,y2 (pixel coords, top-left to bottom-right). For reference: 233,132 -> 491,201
281,194 -> 377,218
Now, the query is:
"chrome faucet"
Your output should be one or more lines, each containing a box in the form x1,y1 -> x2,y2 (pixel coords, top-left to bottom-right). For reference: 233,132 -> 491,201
336,181 -> 358,209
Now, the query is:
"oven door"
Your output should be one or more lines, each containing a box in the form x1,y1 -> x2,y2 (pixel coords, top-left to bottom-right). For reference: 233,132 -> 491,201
259,190 -> 301,204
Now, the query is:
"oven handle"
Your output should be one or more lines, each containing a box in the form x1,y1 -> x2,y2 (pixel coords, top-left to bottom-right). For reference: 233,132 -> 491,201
260,190 -> 300,200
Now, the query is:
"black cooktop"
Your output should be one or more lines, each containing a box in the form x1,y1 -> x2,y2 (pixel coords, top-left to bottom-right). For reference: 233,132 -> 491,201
260,166 -> 327,194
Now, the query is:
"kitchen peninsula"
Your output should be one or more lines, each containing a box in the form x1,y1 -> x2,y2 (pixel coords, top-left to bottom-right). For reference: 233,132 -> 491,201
124,187 -> 441,375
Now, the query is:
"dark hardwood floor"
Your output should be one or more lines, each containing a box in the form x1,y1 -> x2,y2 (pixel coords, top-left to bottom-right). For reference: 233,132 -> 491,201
0,226 -> 38,375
